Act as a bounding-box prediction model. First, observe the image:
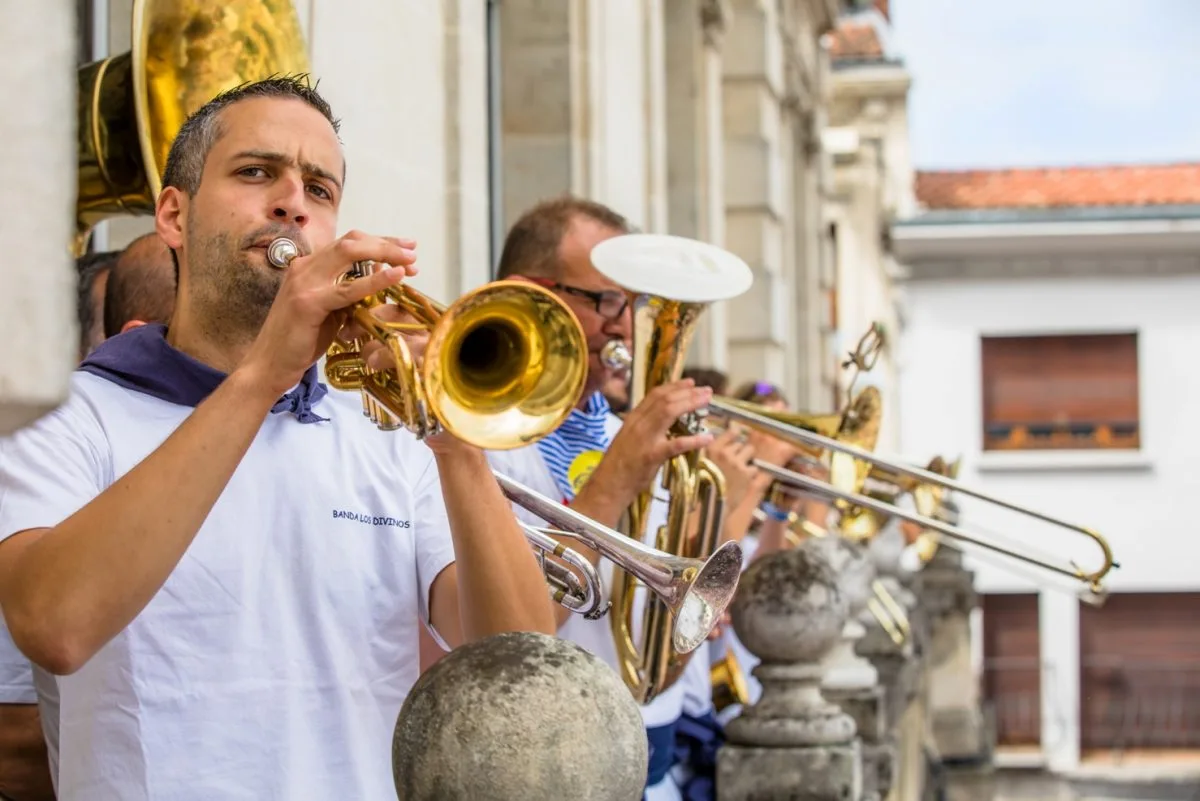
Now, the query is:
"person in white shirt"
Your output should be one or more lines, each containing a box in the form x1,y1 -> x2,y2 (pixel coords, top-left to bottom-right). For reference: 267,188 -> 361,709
485,196 -> 755,800
0,76 -> 554,801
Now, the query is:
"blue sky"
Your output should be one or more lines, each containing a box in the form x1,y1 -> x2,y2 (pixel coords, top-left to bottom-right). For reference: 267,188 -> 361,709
889,0 -> 1200,169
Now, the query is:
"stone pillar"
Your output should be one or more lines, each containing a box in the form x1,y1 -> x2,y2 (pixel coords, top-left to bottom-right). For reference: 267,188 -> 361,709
823,540 -> 890,801
918,543 -> 996,801
857,553 -> 923,801
0,0 -> 77,434
494,0 -> 591,231
717,538 -> 863,800
666,0 -> 732,370
721,0 -> 789,389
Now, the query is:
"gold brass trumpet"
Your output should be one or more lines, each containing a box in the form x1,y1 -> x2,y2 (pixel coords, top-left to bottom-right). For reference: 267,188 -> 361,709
709,400 -> 1120,596
264,238 -> 742,645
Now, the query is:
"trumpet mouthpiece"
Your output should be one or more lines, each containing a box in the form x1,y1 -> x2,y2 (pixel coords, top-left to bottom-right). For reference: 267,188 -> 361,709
266,237 -> 300,269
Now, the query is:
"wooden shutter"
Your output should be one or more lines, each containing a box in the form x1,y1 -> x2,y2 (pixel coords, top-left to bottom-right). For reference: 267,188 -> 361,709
982,593 -> 1041,746
1080,592 -> 1200,751
981,333 -> 1139,451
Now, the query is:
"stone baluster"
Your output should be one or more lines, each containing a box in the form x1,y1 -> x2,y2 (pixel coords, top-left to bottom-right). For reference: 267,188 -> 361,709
914,497 -> 996,801
717,537 -> 863,800
821,538 -> 890,801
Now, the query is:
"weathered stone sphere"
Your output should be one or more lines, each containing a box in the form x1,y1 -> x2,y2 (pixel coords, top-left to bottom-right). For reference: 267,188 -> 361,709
730,539 -> 849,664
392,631 -> 647,801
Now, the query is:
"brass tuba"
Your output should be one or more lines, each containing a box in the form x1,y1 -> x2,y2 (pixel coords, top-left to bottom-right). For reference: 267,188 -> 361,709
590,233 -> 754,703
264,238 -> 742,643
76,0 -> 311,254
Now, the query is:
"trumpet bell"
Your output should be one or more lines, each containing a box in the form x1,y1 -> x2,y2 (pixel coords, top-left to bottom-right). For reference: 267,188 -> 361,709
425,281 -> 588,449
76,0 -> 310,253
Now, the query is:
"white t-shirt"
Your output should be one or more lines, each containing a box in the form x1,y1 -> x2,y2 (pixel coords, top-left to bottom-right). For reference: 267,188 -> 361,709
0,371 -> 457,801
0,619 -> 35,704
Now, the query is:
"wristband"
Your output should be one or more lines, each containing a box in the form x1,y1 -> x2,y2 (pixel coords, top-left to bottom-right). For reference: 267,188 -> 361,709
759,501 -> 790,522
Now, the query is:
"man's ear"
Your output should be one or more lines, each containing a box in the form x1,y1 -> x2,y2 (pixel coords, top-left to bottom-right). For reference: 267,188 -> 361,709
155,187 -> 186,251
120,319 -> 147,334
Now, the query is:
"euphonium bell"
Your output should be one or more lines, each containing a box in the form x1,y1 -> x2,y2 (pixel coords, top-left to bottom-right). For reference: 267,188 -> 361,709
76,0 -> 310,255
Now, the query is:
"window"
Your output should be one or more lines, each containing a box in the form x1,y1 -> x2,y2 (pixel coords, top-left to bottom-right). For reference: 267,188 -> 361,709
981,593 -> 1041,747
980,333 -> 1139,452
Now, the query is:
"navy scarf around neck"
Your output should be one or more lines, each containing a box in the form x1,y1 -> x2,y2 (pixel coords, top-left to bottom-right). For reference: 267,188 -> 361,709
78,323 -> 329,424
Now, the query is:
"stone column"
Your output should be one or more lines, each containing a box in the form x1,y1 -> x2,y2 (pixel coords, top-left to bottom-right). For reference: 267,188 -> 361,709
918,539 -> 996,801
822,538 -> 888,801
494,0 -> 591,232
721,0 -> 789,389
666,0 -> 732,370
717,537 -> 863,800
0,0 -> 77,434
854,526 -> 925,801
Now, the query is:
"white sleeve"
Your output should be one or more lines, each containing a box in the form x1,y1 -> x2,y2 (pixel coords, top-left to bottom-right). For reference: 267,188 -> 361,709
0,621 -> 35,703
485,447 -> 560,530
0,392 -> 110,545
410,454 -> 457,649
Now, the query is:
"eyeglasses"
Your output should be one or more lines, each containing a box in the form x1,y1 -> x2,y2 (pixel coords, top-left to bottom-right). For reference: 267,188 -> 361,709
526,278 -> 629,320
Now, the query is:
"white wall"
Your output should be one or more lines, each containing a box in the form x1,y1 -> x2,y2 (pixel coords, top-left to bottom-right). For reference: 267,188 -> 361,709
899,270 -> 1200,769
899,273 -> 1200,594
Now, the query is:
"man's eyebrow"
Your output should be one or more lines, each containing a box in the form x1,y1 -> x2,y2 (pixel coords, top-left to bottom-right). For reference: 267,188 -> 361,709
232,150 -> 343,190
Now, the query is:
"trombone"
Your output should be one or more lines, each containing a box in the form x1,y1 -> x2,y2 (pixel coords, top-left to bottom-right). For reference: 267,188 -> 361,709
712,400 -> 1119,595
266,237 -> 742,646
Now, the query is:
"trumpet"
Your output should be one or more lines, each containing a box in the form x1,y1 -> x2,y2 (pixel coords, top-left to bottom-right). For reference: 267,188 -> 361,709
711,400 -> 1119,595
265,237 -> 741,642
496,472 -> 744,653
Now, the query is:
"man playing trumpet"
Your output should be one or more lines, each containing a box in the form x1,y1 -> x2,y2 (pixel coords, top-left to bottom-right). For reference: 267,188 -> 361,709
0,76 -> 555,801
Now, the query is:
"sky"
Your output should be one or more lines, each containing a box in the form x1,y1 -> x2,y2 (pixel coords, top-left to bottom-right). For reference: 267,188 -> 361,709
889,0 -> 1200,170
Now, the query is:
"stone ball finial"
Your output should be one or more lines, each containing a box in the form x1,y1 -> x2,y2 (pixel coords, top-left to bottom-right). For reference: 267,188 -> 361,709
730,540 -> 849,665
392,631 -> 647,801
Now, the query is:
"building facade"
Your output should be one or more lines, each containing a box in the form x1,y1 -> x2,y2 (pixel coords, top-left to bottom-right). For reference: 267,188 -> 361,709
0,0 -> 925,435
893,163 -> 1200,786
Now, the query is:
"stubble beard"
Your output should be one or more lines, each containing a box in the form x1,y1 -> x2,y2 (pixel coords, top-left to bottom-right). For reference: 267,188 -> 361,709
187,225 -> 283,350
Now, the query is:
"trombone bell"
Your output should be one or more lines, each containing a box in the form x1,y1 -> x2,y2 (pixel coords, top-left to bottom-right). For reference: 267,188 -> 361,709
494,472 -> 743,653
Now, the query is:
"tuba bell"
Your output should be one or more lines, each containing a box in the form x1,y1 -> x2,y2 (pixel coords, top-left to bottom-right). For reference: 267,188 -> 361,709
75,0 -> 311,255
590,233 -> 754,703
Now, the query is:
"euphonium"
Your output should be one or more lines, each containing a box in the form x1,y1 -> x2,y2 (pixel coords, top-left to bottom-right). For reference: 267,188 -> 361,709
590,233 -> 754,703
76,0 -> 310,255
264,238 -> 742,640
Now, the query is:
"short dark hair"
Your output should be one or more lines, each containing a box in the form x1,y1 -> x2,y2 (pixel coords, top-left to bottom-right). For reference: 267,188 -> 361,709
104,234 -> 177,338
161,75 -> 341,196
76,249 -> 119,355
495,195 -> 632,280
682,367 -> 729,396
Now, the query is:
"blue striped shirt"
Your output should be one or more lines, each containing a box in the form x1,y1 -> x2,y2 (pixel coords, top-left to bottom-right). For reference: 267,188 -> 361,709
535,392 -> 612,501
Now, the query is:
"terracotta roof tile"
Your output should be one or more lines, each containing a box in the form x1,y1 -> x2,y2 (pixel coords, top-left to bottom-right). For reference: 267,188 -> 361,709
915,164 -> 1200,210
829,22 -> 883,61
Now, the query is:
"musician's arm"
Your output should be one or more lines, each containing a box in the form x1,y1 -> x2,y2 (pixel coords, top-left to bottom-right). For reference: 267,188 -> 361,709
425,444 -> 557,650
0,369 -> 280,676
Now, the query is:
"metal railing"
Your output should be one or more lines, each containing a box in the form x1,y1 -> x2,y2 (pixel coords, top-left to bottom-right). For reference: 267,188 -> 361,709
1080,659 -> 1200,753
